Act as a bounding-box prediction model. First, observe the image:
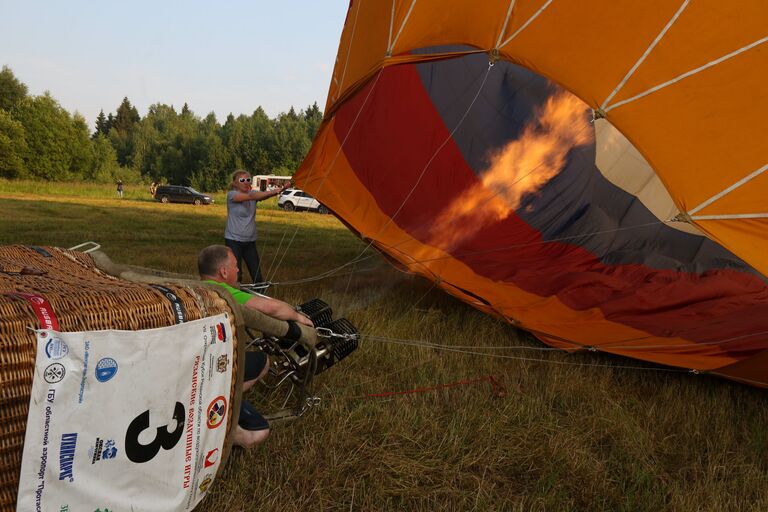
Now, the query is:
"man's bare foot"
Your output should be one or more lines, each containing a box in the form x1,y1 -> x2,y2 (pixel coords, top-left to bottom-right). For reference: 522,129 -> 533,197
232,425 -> 270,449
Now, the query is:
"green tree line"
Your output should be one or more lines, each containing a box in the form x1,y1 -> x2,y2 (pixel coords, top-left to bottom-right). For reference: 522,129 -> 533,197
0,65 -> 323,191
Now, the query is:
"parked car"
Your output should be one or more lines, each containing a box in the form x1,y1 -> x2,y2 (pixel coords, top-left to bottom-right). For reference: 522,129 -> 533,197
154,185 -> 213,205
278,188 -> 328,214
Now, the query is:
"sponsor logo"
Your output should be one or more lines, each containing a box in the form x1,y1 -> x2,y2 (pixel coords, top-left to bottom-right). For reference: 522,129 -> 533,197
78,341 -> 90,404
204,448 -> 219,468
45,337 -> 69,359
95,357 -> 118,382
198,474 -> 213,493
151,285 -> 186,323
31,296 -> 45,305
47,388 -> 56,404
216,354 -> 229,373
216,322 -> 227,342
44,363 -> 66,384
206,396 -> 227,429
60,506 -> 69,512
58,433 -> 77,482
89,437 -> 117,464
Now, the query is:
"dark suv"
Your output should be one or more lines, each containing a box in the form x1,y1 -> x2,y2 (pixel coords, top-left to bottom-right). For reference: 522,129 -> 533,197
154,185 -> 213,205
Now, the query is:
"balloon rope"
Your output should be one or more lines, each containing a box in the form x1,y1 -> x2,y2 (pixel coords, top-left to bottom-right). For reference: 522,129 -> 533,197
374,220 -> 667,266
278,329 -> 768,407
315,337 -> 691,405
266,219 -> 668,287
364,329 -> 768,354
271,63 -> 496,288
265,222 -> 301,284
371,63 -> 495,241
595,329 -> 768,351
409,278 -> 438,310
364,334 -> 566,352
265,62 -> 490,288
263,70 -> 385,285
268,99 -> 609,288
270,254 -> 378,286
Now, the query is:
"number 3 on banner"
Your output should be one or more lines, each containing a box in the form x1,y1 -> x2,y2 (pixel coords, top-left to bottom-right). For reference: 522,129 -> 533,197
125,402 -> 186,463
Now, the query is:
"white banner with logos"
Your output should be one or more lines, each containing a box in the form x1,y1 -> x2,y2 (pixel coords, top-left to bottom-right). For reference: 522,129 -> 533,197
16,313 -> 234,512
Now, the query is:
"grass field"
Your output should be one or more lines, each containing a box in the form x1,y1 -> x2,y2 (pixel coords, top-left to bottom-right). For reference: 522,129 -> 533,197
2,183 -> 767,511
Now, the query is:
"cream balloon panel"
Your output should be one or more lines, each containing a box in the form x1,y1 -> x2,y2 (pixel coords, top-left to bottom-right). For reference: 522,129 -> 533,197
594,119 -> 701,236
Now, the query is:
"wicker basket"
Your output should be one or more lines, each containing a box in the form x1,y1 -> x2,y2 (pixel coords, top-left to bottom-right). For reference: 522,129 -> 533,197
0,245 -> 243,511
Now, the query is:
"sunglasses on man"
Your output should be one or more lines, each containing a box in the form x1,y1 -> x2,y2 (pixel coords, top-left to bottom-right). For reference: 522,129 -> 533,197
238,177 -> 252,183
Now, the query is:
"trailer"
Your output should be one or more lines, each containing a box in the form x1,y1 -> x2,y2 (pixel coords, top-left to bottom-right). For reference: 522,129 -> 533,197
253,174 -> 292,192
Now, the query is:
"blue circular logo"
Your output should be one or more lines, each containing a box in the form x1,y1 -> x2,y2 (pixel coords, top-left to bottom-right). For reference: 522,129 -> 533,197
95,357 -> 118,382
45,338 -> 68,360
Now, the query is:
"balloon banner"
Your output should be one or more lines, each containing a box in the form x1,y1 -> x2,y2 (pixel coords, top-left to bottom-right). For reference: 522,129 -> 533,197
16,313 -> 233,512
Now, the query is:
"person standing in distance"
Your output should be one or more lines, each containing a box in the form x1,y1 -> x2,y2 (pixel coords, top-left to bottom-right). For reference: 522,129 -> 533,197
225,170 -> 286,284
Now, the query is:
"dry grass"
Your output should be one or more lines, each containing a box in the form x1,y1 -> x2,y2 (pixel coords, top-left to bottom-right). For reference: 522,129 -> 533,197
1,189 -> 767,511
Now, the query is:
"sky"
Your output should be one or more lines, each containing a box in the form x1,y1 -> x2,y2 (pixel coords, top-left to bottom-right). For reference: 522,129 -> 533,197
0,1 -> 350,128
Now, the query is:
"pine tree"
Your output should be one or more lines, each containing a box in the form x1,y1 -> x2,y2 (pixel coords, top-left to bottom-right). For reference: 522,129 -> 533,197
111,97 -> 140,166
113,97 -> 140,133
304,102 -> 323,139
93,110 -> 108,138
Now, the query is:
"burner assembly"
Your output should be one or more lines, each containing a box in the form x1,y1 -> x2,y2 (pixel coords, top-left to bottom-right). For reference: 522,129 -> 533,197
248,298 -> 359,421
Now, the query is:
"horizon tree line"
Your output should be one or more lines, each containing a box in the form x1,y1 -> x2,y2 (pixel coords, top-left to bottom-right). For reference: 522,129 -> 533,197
0,65 -> 323,191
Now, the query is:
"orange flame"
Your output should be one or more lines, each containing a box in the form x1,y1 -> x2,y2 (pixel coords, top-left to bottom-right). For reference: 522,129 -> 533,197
426,91 -> 594,251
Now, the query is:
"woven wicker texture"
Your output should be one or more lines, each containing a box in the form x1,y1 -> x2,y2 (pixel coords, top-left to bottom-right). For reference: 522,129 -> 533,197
0,245 -> 239,511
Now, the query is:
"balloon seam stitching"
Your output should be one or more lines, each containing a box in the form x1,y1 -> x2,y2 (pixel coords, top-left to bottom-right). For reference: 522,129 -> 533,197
387,0 -> 396,53
691,213 -> 768,220
495,0 -> 518,49
689,163 -> 768,215
389,0 -> 418,54
600,0 -> 690,110
498,0 -> 554,49
335,0 -> 363,101
604,35 -> 768,113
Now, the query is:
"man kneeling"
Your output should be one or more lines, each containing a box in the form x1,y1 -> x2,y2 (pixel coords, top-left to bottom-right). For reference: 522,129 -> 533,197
198,244 -> 313,448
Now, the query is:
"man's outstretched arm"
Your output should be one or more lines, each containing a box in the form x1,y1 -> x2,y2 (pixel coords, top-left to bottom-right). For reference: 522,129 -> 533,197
244,295 -> 313,326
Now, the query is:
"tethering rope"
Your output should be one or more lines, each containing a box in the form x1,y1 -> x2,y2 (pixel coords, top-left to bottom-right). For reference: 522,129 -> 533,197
359,334 -> 689,373
264,69 -> 386,285
310,324 -> 768,404
310,334 -> 691,407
